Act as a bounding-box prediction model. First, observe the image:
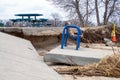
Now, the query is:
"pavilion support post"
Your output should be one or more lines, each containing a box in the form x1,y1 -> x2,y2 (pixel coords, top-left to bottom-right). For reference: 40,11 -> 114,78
22,16 -> 24,20
35,16 -> 36,21
28,16 -> 31,22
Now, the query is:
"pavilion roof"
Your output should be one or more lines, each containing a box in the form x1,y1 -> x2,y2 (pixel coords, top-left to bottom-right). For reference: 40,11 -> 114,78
15,14 -> 43,16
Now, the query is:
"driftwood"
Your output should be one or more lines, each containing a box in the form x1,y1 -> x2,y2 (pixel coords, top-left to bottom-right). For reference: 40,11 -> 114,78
81,25 -> 113,43
55,53 -> 120,77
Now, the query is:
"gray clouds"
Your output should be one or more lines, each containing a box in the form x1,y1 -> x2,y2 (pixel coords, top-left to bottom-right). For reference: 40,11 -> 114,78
0,0 -> 67,20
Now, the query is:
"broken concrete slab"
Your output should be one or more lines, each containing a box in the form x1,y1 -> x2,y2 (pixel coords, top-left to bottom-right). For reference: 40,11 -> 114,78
0,32 -> 64,80
44,46 -> 113,65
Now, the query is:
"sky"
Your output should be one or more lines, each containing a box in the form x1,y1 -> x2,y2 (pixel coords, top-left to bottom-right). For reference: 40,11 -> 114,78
0,0 -> 68,20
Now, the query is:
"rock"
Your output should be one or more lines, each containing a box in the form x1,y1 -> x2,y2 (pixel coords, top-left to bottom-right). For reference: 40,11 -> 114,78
104,38 -> 115,46
104,38 -> 111,43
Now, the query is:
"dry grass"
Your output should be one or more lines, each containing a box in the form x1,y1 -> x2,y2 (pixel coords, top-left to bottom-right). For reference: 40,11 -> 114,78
55,53 -> 120,77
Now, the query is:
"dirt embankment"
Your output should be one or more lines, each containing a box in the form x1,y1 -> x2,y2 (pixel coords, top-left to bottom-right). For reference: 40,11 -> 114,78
1,25 -> 120,48
0,27 -> 62,50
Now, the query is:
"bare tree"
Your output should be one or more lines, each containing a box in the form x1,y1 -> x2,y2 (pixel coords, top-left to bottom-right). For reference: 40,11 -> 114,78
111,0 -> 120,26
48,0 -> 85,27
84,0 -> 95,26
48,0 -> 120,26
73,0 -> 84,27
102,0 -> 117,25
51,13 -> 61,27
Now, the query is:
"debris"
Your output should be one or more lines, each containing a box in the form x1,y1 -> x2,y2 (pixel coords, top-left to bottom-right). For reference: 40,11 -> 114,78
82,25 -> 113,43
104,38 -> 115,46
55,53 -> 120,77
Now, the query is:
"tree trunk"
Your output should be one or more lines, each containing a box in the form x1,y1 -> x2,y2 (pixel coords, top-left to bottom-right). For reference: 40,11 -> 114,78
86,0 -> 89,25
103,0 -> 109,25
103,0 -> 117,25
95,0 -> 100,26
74,0 -> 84,27
106,0 -> 116,23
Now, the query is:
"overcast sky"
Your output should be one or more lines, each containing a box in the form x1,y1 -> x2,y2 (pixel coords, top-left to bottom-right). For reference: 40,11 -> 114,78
0,0 -> 68,20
